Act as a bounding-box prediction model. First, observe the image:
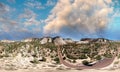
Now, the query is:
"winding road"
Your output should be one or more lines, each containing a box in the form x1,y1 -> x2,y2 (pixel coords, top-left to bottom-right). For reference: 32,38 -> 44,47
57,45 -> 115,69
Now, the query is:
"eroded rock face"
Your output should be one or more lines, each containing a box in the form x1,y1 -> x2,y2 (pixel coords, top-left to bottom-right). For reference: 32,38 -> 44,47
53,36 -> 66,45
64,38 -> 74,43
40,38 -> 48,44
76,41 -> 89,44
92,38 -> 109,43
40,37 -> 52,44
21,38 -> 33,42
80,38 -> 109,43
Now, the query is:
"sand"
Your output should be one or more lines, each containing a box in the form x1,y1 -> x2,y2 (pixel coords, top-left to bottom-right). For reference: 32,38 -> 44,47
0,68 -> 120,72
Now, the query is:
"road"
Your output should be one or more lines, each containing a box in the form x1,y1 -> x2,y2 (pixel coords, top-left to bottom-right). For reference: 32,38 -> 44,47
57,45 -> 115,69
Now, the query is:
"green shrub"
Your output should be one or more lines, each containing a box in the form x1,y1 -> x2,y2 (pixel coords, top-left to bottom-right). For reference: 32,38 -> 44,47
30,58 -> 39,64
42,57 -> 46,61
118,54 -> 120,59
73,59 -> 76,63
95,55 -> 102,60
104,53 -> 113,58
79,54 -> 87,59
66,54 -> 77,59
82,60 -> 89,65
54,57 -> 60,64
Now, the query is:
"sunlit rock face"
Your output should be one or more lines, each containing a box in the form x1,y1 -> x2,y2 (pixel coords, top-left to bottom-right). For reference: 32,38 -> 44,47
64,38 -> 74,43
40,37 -> 52,44
40,37 -> 48,44
53,36 -> 66,45
0,40 -> 15,43
21,38 -> 33,42
48,37 -> 52,42
91,38 -> 110,43
76,41 -> 89,44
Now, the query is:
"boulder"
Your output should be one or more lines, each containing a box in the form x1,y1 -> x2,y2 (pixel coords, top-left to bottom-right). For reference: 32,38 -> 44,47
40,37 -> 48,44
40,37 -> 52,44
53,36 -> 66,45
64,38 -> 74,43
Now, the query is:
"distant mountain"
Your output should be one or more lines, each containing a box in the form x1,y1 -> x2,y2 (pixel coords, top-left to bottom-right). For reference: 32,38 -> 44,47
80,38 -> 110,43
0,37 -> 111,44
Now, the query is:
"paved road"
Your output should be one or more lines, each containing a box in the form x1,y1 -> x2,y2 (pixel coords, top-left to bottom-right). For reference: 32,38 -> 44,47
57,46 -> 115,69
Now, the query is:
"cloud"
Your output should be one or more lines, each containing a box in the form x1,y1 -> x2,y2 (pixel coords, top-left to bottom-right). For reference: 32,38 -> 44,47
0,2 -> 10,15
112,8 -> 120,17
24,17 -> 40,26
0,17 -> 18,32
19,8 -> 40,26
18,8 -> 41,32
0,2 -> 18,32
0,3 -> 41,33
19,8 -> 37,19
44,0 -> 113,37
7,0 -> 16,3
25,0 -> 44,10
45,0 -> 56,6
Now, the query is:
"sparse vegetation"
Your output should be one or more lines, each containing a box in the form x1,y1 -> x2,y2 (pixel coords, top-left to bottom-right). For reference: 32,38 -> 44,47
95,55 -> 102,60
54,57 -> 60,64
104,53 -> 113,58
82,60 -> 89,65
30,58 -> 39,64
73,59 -> 76,63
118,54 -> 120,59
0,38 -> 120,69
79,54 -> 87,59
42,57 -> 46,62
114,61 -> 119,64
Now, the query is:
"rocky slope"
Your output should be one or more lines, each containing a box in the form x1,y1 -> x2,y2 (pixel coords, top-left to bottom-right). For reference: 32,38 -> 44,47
0,36 -> 120,70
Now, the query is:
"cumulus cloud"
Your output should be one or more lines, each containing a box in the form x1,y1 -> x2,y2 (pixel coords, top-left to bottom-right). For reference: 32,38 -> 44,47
44,0 -> 113,36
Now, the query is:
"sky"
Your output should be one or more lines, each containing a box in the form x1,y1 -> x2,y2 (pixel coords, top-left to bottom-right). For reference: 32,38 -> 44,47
0,0 -> 120,40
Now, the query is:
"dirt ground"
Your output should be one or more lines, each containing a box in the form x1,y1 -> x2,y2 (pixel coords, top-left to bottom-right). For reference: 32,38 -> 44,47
0,68 -> 120,72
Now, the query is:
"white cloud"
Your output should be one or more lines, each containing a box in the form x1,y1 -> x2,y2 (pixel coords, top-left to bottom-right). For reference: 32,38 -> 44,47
104,0 -> 112,4
19,8 -> 41,30
45,0 -> 56,6
112,8 -> 120,17
0,17 -> 19,32
19,8 -> 37,19
24,17 -> 40,26
44,0 -> 113,35
0,3 -> 18,32
25,0 -> 44,10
